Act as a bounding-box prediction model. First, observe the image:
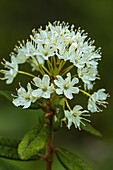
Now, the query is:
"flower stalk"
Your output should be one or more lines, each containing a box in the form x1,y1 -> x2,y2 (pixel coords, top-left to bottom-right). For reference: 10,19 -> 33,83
46,115 -> 54,170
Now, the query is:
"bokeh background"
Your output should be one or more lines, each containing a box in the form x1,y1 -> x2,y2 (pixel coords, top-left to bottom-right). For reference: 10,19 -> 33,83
0,0 -> 113,169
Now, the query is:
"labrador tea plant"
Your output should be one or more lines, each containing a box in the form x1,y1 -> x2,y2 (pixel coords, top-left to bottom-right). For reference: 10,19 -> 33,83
0,21 -> 109,170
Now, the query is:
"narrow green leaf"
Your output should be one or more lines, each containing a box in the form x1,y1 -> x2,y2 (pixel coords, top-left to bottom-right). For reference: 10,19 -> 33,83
0,136 -> 39,161
81,122 -> 102,137
56,148 -> 93,170
0,90 -> 13,102
0,136 -> 20,147
0,136 -> 20,160
0,145 -> 20,160
18,125 -> 51,160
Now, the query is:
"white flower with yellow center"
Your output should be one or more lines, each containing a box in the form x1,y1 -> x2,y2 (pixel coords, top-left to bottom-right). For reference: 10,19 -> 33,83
12,83 -> 37,109
65,105 -> 89,129
1,55 -> 18,84
88,89 -> 108,112
32,74 -> 55,98
16,41 -> 37,64
37,43 -> 55,60
78,67 -> 98,90
54,73 -> 79,99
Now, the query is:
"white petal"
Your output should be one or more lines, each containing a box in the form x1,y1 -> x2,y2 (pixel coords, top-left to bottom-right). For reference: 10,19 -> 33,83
97,89 -> 107,100
16,52 -> 27,64
73,105 -> 83,112
56,75 -> 64,84
56,88 -> 63,95
71,77 -> 79,85
23,101 -> 31,109
65,72 -> 71,82
42,74 -> 50,87
6,77 -> 13,84
54,80 -> 63,88
32,89 -> 43,97
64,89 -> 73,99
27,83 -> 32,92
88,99 -> 97,112
18,87 -> 26,96
36,55 -> 45,64
33,77 -> 41,87
71,87 -> 79,94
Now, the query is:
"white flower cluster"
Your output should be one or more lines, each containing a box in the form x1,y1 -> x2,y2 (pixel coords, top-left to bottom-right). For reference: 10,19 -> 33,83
0,21 -> 108,129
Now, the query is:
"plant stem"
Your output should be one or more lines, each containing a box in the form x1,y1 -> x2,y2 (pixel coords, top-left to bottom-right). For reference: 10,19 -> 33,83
46,115 -> 54,170
18,70 -> 36,77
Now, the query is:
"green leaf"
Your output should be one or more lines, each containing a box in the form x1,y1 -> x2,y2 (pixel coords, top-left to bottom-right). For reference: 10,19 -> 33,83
0,90 -> 13,102
81,122 -> 102,137
0,145 -> 20,160
0,159 -> 20,170
56,148 -> 93,170
18,125 -> 51,160
0,136 -> 20,160
0,136 -> 20,147
0,136 -> 39,161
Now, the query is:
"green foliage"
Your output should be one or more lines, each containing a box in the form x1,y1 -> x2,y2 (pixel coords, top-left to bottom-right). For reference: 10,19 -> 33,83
81,122 -> 102,137
0,136 -> 20,160
56,148 -> 93,170
51,105 -> 64,131
18,125 -> 51,160
0,90 -> 13,102
0,136 -> 20,147
0,159 -> 20,170
0,145 -> 20,160
0,136 -> 40,161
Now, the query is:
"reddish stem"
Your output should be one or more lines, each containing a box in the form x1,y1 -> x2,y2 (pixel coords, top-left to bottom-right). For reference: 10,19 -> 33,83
46,116 -> 54,170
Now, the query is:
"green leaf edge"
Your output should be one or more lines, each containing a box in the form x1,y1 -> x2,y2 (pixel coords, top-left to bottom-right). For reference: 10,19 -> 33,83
0,136 -> 39,161
56,148 -> 93,170
18,125 -> 51,160
81,122 -> 102,137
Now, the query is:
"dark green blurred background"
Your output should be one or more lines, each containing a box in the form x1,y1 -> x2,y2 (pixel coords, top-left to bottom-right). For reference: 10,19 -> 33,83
0,0 -> 113,169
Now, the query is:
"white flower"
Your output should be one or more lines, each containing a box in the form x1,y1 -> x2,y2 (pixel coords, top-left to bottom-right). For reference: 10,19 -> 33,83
78,67 -> 98,90
12,83 -> 37,108
1,55 -> 18,84
36,43 -> 55,60
88,89 -> 108,112
30,21 -> 102,71
64,105 -> 89,129
32,74 -> 55,98
16,41 -> 37,64
54,73 -> 79,99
